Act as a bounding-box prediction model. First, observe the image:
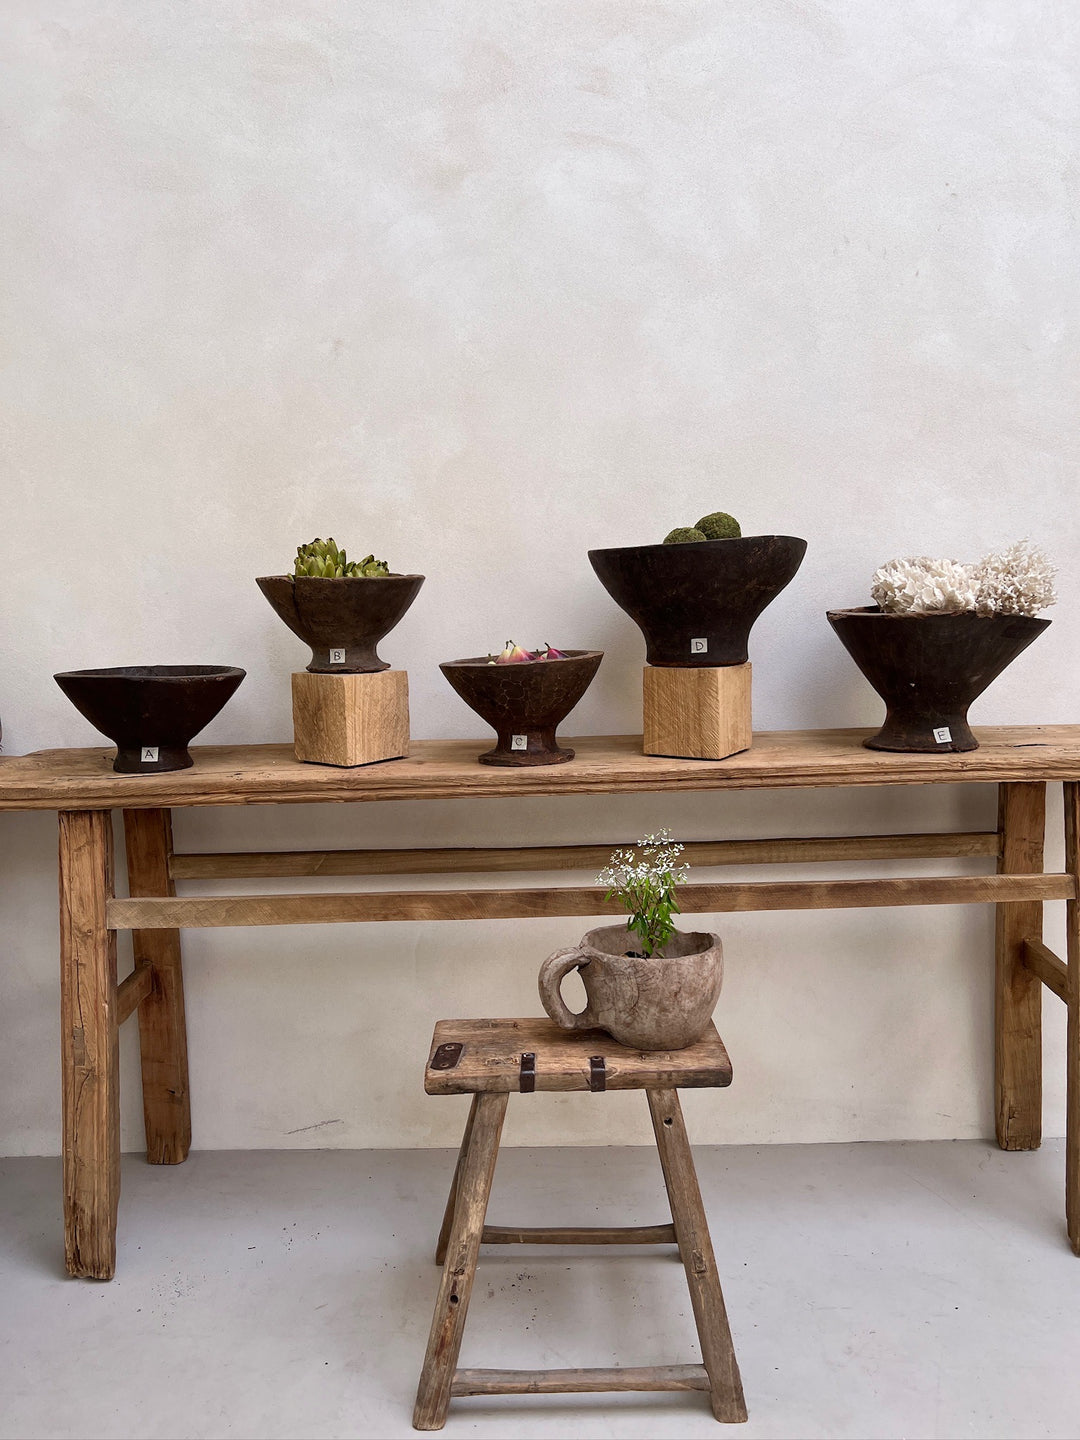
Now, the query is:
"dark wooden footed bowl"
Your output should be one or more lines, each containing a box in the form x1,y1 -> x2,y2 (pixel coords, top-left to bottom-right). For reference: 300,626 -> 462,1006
256,573 -> 424,673
827,607 -> 1051,752
53,665 -> 246,773
589,535 -> 807,666
440,651 -> 603,765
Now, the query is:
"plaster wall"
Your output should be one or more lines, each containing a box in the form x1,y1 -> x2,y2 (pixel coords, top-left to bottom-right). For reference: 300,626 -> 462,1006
1,0 -> 1076,1154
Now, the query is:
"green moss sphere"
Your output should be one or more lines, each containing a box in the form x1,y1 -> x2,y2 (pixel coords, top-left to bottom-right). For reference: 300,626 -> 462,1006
663,527 -> 708,545
695,511 -> 742,540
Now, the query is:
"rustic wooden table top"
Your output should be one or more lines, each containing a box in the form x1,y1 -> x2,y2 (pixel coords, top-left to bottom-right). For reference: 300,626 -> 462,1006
425,1016 -> 733,1094
1,726 -> 1079,810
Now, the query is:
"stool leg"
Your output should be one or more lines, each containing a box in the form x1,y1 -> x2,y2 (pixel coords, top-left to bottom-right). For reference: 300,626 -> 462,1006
414,1091 -> 508,1431
647,1088 -> 747,1423
435,1095 -> 479,1265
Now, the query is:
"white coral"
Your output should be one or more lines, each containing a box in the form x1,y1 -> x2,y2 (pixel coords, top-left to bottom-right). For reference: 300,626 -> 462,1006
871,556 -> 978,615
971,541 -> 1057,617
869,542 -> 1057,618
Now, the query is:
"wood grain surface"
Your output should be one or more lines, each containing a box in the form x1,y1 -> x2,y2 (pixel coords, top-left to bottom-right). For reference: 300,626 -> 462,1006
123,809 -> 191,1165
169,831 -> 1001,879
59,809 -> 120,1279
643,663 -> 752,760
648,1087 -> 747,1422
994,784 -> 1046,1151
4,727 -> 1080,809
424,1017 -> 732,1094
1064,782 -> 1080,1255
450,1365 -> 710,1396
413,1091 -> 508,1430
1022,939 -> 1069,1004
115,962 -> 152,1024
106,872 -> 1074,933
291,668 -> 409,767
478,1223 -> 678,1246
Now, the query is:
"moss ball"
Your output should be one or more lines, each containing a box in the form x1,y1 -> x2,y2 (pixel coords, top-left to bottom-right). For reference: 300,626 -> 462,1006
695,511 -> 742,540
663,527 -> 708,544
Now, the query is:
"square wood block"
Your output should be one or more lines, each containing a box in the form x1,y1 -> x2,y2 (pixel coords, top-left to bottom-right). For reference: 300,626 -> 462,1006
292,669 -> 409,767
643,662 -> 752,760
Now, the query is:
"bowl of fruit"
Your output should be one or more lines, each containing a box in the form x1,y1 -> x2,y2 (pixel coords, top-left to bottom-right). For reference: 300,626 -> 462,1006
440,643 -> 603,766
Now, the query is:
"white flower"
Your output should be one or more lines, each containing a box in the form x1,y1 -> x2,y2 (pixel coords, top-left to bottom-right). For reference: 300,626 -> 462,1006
871,556 -> 978,615
596,828 -> 689,892
971,541 -> 1056,617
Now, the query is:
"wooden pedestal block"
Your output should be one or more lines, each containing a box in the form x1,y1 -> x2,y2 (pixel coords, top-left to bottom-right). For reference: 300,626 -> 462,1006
643,663 -> 751,761
292,670 -> 409,767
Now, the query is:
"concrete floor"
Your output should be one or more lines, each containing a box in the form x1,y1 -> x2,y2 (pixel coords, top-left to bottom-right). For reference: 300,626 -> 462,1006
2,1141 -> 1079,1440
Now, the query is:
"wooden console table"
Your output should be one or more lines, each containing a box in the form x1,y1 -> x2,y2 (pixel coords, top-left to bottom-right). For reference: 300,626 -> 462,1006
1,726 -> 1078,1280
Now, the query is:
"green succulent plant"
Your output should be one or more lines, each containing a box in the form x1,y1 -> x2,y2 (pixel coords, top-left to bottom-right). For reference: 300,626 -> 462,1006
663,527 -> 708,545
351,553 -> 391,577
695,511 -> 741,540
293,538 -> 390,578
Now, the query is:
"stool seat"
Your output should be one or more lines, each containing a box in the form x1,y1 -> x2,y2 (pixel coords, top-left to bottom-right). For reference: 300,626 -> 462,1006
413,1015 -> 747,1429
426,1016 -> 732,1094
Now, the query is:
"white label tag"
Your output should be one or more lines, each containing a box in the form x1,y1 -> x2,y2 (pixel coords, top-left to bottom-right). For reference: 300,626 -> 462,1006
140,746 -> 159,763
510,734 -> 528,751
932,727 -> 952,744
329,648 -> 346,665
690,637 -> 708,654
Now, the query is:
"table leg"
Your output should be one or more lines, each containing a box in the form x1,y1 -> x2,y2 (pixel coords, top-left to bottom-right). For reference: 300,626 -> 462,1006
995,782 -> 1046,1151
123,809 -> 191,1164
59,809 -> 120,1279
1063,783 -> 1080,1255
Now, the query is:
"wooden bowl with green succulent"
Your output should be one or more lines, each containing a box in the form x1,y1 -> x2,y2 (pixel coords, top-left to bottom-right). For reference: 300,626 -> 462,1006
257,538 -> 424,674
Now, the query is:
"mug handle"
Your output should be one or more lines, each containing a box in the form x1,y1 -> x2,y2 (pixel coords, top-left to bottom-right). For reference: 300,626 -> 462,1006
538,947 -> 595,1031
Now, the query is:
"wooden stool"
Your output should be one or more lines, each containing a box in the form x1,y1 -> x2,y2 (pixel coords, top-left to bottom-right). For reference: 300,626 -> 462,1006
413,1017 -> 747,1429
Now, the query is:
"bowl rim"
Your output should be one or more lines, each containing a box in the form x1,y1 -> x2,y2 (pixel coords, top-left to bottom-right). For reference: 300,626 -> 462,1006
256,572 -> 424,584
588,534 -> 806,560
54,665 -> 247,682
826,605 -> 1052,625
440,649 -> 603,669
